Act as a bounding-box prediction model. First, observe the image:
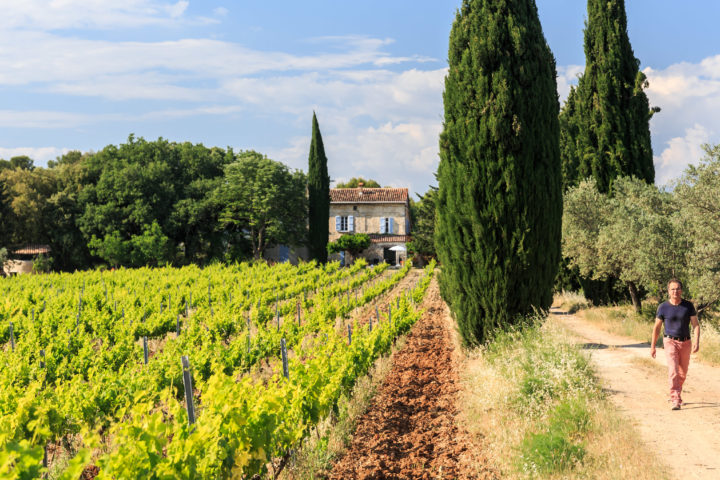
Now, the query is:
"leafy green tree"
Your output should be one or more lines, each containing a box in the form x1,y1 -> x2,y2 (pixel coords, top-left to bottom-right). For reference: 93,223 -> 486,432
45,151 -> 95,270
563,177 -> 684,313
0,156 -> 34,171
0,167 -> 57,247
327,233 -> 371,264
674,144 -> 720,316
217,152 -> 307,260
435,0 -> 562,345
78,135 -> 231,267
407,186 -> 437,261
597,177 -> 682,312
307,112 -> 330,263
335,177 -> 381,188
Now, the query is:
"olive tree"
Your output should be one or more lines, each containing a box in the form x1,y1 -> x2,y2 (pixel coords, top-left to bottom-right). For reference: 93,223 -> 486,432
674,144 -> 720,315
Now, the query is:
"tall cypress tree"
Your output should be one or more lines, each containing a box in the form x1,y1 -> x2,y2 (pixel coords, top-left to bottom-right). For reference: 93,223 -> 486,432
436,0 -> 562,345
561,0 -> 656,192
559,0 -> 657,305
0,178 -> 12,248
307,112 -> 330,263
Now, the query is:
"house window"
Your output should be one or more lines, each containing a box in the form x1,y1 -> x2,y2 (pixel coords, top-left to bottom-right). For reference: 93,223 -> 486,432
335,215 -> 354,232
379,217 -> 394,234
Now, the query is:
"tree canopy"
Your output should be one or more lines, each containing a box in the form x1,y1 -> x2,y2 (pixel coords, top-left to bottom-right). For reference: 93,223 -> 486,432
327,233 -> 371,264
335,177 -> 381,188
217,152 -> 307,260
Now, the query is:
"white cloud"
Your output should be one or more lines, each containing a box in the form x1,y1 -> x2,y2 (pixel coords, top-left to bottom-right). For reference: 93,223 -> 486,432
0,32 -> 427,102
0,109 -> 116,128
0,146 -> 70,163
556,64 -> 583,104
644,56 -> 720,185
653,124 -> 713,187
0,0 -> 194,30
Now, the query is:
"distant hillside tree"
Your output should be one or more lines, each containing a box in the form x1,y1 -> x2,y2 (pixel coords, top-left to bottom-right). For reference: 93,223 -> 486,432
307,112 -> 330,263
435,0 -> 562,345
335,177 -> 381,188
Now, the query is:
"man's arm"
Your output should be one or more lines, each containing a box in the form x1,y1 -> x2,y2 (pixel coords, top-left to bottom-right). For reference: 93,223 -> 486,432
691,315 -> 700,353
651,317 -> 663,358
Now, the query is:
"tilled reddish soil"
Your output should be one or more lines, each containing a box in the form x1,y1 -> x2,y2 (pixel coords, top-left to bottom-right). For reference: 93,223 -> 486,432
327,279 -> 497,480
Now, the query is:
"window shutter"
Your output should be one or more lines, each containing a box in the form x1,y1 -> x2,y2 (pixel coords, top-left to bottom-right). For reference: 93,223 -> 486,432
389,217 -> 394,234
379,217 -> 386,234
348,215 -> 355,232
335,216 -> 341,232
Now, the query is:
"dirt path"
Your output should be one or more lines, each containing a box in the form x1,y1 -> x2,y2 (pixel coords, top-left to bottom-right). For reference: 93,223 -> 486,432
327,279 -> 496,480
552,308 -> 720,480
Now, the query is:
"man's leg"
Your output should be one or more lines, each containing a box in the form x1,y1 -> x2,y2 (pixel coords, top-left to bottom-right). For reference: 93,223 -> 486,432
676,339 -> 692,404
664,338 -> 683,405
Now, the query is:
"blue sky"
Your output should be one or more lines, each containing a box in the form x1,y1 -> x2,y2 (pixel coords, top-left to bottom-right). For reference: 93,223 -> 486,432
1,1 -> 719,195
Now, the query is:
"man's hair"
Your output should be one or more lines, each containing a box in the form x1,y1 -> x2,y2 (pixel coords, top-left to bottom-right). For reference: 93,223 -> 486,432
667,278 -> 683,289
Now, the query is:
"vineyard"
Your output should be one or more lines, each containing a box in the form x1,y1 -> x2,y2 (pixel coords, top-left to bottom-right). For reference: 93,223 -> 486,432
0,258 -> 435,479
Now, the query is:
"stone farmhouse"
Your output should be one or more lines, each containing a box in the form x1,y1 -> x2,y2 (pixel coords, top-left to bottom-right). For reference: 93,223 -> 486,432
329,187 -> 410,265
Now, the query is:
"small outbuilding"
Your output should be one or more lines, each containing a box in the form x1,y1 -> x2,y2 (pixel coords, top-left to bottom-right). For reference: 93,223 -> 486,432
2,244 -> 51,276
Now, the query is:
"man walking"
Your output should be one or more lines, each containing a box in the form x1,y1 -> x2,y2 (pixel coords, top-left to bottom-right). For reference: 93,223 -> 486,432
650,279 -> 700,410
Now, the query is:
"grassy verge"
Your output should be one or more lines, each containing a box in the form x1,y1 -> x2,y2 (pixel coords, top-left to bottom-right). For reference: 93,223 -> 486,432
459,316 -> 668,479
554,290 -> 591,314
561,292 -> 720,367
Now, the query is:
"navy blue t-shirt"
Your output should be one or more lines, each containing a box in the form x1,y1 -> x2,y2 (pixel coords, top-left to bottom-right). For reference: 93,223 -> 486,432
656,300 -> 697,338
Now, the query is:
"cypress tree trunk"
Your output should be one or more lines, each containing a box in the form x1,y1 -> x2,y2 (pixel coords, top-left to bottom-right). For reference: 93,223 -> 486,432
436,0 -> 562,345
307,112 -> 330,263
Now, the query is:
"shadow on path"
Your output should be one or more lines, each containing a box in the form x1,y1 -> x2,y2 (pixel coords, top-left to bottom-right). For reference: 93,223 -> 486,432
581,342 -> 650,350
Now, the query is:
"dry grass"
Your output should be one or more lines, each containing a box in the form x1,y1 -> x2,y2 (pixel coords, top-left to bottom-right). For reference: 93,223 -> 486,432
458,317 -> 668,480
553,291 -> 591,314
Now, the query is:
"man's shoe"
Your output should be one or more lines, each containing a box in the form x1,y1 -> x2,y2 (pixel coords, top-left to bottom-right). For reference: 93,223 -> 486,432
672,402 -> 681,410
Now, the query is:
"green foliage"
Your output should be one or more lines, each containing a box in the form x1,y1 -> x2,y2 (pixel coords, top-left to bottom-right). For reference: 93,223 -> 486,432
327,233 -> 371,261
0,260 -> 434,478
0,178 -> 12,247
0,155 -> 35,171
77,135 -> 234,267
484,321 -> 598,476
560,0 -> 656,193
563,177 -> 684,311
518,429 -> 586,475
31,253 -> 53,273
217,152 -> 307,260
307,112 -> 330,263
435,0 -> 562,345
407,187 -> 436,260
674,144 -> 720,313
0,167 -> 57,247
335,177 -> 381,188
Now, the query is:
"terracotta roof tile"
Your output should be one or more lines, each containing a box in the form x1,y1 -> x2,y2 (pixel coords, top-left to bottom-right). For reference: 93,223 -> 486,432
330,187 -> 408,203
12,245 -> 51,255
